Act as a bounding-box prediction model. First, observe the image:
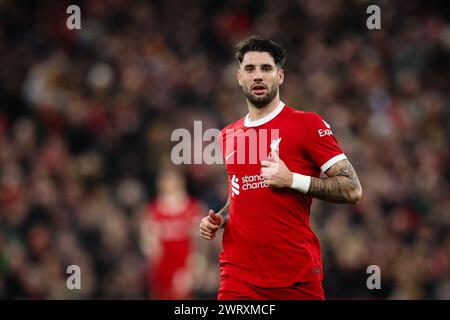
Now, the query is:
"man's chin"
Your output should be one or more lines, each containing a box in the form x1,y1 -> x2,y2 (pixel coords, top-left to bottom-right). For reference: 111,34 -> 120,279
249,95 -> 271,108
243,88 -> 277,108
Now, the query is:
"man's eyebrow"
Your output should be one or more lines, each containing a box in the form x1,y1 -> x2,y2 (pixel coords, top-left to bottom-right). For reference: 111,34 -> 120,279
242,63 -> 274,68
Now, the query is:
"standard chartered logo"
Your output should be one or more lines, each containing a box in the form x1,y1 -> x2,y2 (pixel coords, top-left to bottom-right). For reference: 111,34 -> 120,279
231,174 -> 268,197
242,175 -> 268,191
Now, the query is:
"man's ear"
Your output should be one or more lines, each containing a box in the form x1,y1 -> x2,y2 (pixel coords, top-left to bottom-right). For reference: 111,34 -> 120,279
278,68 -> 285,85
237,68 -> 242,86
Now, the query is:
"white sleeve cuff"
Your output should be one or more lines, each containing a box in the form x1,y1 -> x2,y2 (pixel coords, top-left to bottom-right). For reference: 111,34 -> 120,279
320,154 -> 347,172
290,173 -> 311,194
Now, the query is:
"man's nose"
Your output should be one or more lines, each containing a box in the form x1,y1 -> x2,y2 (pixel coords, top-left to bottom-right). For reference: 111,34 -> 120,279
252,69 -> 263,81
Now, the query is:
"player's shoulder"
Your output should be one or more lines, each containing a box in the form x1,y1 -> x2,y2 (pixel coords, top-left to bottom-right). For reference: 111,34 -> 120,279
220,116 -> 245,133
283,105 -> 324,124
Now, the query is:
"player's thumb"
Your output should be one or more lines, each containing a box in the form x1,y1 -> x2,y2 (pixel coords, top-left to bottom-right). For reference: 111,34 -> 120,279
271,150 -> 280,162
209,210 -> 221,225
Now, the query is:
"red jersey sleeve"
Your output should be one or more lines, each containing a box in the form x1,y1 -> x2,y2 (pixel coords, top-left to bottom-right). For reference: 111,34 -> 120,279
303,112 -> 347,172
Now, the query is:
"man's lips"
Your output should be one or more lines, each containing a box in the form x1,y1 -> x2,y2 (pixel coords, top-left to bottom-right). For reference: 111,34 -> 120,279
251,84 -> 267,95
252,84 -> 266,90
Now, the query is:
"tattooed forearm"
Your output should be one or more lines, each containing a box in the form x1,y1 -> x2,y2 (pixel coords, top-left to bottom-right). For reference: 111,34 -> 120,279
307,160 -> 362,205
217,196 -> 230,228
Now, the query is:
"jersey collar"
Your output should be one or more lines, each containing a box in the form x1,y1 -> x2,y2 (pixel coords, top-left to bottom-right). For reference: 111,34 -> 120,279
244,101 -> 285,127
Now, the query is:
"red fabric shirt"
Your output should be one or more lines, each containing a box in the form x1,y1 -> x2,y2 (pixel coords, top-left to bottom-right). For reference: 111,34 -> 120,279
219,102 -> 346,287
147,197 -> 200,295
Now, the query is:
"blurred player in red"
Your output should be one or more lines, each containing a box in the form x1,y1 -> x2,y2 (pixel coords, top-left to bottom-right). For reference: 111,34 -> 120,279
142,167 -> 201,299
199,36 -> 363,300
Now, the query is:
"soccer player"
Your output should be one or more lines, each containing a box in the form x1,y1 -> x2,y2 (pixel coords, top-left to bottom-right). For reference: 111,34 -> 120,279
142,168 -> 202,299
199,36 -> 362,300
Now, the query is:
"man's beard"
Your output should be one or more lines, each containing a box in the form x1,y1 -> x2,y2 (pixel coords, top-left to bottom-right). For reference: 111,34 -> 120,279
243,84 -> 278,108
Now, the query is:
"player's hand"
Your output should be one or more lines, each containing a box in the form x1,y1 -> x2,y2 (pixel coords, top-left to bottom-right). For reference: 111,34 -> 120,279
261,151 -> 293,188
199,210 -> 223,241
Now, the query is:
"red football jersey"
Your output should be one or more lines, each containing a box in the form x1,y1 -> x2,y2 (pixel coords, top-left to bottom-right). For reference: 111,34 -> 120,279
218,102 -> 347,287
147,197 -> 200,298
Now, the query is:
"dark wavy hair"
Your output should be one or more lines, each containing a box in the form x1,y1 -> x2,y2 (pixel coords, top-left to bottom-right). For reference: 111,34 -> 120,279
234,35 -> 286,68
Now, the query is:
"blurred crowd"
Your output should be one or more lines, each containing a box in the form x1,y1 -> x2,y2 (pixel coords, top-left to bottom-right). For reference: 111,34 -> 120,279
0,0 -> 449,299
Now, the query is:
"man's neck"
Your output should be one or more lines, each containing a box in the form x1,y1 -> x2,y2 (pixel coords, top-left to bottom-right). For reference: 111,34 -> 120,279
247,96 -> 280,122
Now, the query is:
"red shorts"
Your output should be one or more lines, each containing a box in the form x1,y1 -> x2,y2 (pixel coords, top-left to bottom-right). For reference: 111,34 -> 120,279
218,275 -> 325,300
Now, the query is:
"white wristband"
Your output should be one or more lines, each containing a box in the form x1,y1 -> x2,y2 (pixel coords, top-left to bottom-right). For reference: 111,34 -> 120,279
290,173 -> 311,194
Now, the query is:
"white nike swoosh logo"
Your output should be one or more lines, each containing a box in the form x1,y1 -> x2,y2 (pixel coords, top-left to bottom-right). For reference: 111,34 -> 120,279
225,151 -> 237,161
